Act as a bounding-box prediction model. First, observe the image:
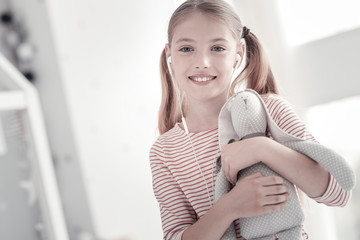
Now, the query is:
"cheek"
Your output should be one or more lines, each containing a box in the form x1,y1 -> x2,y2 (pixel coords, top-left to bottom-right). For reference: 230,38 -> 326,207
215,56 -> 235,71
172,64 -> 188,88
171,57 -> 186,75
218,62 -> 235,80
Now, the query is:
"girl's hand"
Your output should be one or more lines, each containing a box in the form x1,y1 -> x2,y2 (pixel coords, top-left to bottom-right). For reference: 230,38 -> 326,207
221,137 -> 267,184
224,172 -> 290,220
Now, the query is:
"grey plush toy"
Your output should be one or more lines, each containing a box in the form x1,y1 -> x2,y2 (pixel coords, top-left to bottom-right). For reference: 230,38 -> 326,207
214,89 -> 356,240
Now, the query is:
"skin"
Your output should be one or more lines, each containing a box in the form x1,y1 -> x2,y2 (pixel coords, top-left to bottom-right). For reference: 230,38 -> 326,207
165,11 -> 330,240
165,12 -> 244,132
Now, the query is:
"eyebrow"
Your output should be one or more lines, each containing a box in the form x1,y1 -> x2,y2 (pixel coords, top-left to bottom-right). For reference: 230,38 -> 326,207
210,38 -> 229,43
175,37 -> 229,44
175,38 -> 196,44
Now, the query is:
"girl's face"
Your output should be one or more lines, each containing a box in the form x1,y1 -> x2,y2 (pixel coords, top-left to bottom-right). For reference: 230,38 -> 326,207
167,12 -> 240,104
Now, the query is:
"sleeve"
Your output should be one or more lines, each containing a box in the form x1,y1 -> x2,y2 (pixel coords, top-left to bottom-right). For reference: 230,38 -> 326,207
311,174 -> 352,207
263,94 -> 351,207
149,140 -> 197,240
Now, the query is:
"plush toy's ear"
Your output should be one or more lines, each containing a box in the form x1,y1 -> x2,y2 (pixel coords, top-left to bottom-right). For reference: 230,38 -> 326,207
229,91 -> 267,139
219,90 -> 268,147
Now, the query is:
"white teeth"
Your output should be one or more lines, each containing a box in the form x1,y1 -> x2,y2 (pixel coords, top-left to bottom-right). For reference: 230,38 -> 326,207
192,77 -> 212,82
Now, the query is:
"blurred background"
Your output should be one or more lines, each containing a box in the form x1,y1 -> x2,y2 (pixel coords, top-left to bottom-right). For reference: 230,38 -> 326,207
0,0 -> 359,239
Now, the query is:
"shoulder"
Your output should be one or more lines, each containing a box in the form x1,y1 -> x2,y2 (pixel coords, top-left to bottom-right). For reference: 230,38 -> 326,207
261,93 -> 285,105
149,124 -> 184,161
151,124 -> 184,148
261,93 -> 316,141
261,93 -> 295,119
260,93 -> 300,124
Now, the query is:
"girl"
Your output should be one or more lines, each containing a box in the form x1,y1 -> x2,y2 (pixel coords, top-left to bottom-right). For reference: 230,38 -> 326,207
150,0 -> 351,239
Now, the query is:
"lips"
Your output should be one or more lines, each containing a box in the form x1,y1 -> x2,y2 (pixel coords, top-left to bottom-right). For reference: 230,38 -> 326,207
188,75 -> 217,83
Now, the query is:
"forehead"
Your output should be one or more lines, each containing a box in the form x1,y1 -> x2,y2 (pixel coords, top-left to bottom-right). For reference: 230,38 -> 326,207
171,12 -> 236,45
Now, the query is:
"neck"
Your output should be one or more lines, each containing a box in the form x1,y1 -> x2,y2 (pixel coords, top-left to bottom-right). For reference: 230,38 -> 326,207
183,95 -> 227,133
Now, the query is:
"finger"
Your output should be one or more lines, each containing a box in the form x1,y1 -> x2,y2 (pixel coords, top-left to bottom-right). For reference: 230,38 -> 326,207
263,185 -> 289,196
222,161 -> 237,184
229,170 -> 263,185
222,164 -> 232,184
235,172 -> 264,186
242,172 -> 264,181
257,175 -> 284,186
263,193 -> 290,206
228,168 -> 238,185
261,201 -> 287,215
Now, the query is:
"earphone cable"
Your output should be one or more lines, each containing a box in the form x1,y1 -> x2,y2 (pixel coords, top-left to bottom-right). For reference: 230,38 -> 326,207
185,132 -> 214,207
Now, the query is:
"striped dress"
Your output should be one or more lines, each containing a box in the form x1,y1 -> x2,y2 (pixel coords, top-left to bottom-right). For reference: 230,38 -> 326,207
149,94 -> 351,240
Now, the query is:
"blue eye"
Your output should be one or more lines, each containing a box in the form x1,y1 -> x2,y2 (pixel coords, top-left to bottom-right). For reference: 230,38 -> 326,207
179,47 -> 193,52
212,46 -> 225,52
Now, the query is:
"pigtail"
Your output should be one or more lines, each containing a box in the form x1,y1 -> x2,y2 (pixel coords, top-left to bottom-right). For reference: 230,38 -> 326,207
233,30 -> 279,95
158,49 -> 182,134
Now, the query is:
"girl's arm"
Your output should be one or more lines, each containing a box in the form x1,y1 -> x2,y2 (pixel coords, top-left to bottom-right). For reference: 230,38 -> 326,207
312,174 -> 351,207
221,94 -> 350,203
150,142 -> 196,240
257,136 -> 330,198
221,136 -> 329,198
182,173 -> 290,240
151,141 -> 289,240
264,95 -> 351,205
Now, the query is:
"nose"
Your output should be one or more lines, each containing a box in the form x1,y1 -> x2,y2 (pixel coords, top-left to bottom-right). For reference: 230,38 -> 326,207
194,51 -> 210,69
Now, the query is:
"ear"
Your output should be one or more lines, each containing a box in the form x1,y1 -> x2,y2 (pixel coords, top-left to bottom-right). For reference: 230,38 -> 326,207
165,43 -> 171,60
237,39 -> 246,60
165,43 -> 174,76
234,39 -> 246,68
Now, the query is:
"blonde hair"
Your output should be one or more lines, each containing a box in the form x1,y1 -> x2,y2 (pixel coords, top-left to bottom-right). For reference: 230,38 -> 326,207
158,0 -> 279,134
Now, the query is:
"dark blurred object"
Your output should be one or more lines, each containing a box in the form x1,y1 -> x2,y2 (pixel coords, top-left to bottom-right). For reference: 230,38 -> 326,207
1,11 -> 13,25
1,10 -> 37,83
23,71 -> 35,82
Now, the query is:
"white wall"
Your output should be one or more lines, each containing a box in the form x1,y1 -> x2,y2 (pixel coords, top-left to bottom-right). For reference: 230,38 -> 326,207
292,28 -> 360,107
0,0 -> 96,238
235,0 -> 360,110
44,1 -> 175,239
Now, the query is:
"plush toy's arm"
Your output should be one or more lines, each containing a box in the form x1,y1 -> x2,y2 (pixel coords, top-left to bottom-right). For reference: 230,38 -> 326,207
262,93 -> 354,205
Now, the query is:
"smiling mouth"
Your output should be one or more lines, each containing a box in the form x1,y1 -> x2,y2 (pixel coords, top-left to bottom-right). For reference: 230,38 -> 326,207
188,76 -> 217,82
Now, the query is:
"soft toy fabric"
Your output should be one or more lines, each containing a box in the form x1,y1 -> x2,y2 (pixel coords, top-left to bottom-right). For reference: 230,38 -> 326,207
214,89 -> 356,240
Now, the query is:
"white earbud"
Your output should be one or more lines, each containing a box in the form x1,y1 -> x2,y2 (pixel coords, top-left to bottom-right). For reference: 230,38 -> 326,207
182,116 -> 189,134
234,54 -> 241,70
167,56 -> 173,76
